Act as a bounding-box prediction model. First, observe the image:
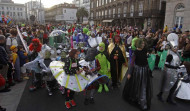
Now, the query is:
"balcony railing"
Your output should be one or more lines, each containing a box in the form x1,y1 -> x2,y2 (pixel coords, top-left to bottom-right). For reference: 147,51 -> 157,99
89,9 -> 165,20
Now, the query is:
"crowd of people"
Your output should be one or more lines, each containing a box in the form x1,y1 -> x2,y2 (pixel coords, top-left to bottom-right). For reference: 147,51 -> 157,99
0,23 -> 190,111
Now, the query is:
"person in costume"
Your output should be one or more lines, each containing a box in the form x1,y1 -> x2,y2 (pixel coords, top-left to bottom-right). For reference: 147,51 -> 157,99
122,38 -> 152,111
28,38 -> 43,91
157,41 -> 181,105
176,61 -> 190,100
64,49 -> 82,109
95,42 -> 110,92
76,28 -> 89,47
108,35 -> 127,88
10,45 -> 21,82
83,48 -> 101,105
147,48 -> 156,77
42,50 -> 57,96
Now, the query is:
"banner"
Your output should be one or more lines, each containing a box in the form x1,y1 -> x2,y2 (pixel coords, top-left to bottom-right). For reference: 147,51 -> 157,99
17,26 -> 29,53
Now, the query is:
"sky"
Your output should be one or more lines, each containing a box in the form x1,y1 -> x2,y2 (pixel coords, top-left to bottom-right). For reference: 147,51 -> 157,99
13,0 -> 73,8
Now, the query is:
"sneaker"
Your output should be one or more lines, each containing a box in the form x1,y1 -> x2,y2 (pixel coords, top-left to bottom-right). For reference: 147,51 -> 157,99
48,91 -> 53,96
104,84 -> 109,92
97,84 -> 103,93
89,97 -> 94,104
84,98 -> 89,105
70,100 -> 76,106
65,101 -> 71,109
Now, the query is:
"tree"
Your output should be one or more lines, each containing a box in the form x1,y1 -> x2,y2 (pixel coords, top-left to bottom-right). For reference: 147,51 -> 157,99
76,7 -> 88,23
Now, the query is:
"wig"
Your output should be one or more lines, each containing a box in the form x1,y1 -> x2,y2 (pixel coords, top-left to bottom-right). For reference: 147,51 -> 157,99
29,38 -> 42,52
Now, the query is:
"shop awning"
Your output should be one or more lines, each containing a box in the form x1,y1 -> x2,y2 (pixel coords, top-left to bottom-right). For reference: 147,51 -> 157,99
102,19 -> 113,23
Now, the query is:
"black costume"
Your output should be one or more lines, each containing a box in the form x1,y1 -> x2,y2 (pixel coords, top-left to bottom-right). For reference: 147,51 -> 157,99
123,49 -> 152,110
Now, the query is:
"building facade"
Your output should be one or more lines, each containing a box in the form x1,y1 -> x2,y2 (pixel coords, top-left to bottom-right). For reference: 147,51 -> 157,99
164,0 -> 190,32
45,3 -> 77,24
0,0 -> 26,23
25,1 -> 45,24
90,0 -> 166,30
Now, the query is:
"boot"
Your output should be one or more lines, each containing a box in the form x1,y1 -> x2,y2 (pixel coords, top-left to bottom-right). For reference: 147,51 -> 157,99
84,98 -> 89,105
70,100 -> 76,106
104,84 -> 109,92
157,92 -> 164,102
166,96 -> 176,105
98,84 -> 103,93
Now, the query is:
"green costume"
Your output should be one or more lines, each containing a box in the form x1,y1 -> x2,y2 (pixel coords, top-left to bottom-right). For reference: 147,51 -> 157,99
131,36 -> 138,50
158,50 -> 168,70
95,42 -> 111,78
147,54 -> 156,71
95,42 -> 110,93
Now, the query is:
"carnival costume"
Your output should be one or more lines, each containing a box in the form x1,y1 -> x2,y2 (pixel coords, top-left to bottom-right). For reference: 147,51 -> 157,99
122,44 -> 152,110
108,35 -> 127,88
157,34 -> 181,105
95,42 -> 111,92
176,62 -> 190,100
26,38 -> 43,91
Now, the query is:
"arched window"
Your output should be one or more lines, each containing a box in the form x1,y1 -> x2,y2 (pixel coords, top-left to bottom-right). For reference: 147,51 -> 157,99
174,3 -> 185,29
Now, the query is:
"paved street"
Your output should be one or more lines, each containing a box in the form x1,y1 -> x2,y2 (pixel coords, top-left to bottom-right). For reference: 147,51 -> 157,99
7,70 -> 188,111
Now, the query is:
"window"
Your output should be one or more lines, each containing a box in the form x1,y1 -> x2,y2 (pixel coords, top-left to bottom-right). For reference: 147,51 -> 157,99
174,3 -> 185,28
7,7 -> 9,10
123,6 -> 127,17
2,7 -> 4,10
7,12 -> 9,15
18,12 -> 20,16
91,12 -> 93,18
109,9 -> 111,18
96,12 -> 98,18
17,8 -> 19,11
20,12 -> 22,16
10,7 -> 12,10
105,10 -> 107,18
102,10 -> 104,17
139,2 -> 143,16
130,5 -> 134,17
2,11 -> 4,15
13,12 -> 15,16
113,8 -> 115,17
0,11 -> 1,15
64,10 -> 66,13
118,7 -> 121,17
99,0 -> 101,6
105,0 -> 107,4
97,0 -> 99,7
99,11 -> 101,17
10,12 -> 12,16
91,2 -> 93,8
13,7 -> 15,10
102,0 -> 104,5
20,8 -> 22,11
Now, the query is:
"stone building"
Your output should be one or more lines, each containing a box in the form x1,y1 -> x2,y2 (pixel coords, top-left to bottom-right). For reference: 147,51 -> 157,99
164,0 -> 190,32
45,3 -> 78,24
0,0 -> 26,23
90,0 -> 166,30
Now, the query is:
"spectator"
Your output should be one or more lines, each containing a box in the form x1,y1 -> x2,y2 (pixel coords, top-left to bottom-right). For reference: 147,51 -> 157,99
0,35 -> 9,81
6,28 -> 18,54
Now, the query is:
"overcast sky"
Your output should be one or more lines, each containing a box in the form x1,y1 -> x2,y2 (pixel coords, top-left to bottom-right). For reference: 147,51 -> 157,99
13,0 -> 73,8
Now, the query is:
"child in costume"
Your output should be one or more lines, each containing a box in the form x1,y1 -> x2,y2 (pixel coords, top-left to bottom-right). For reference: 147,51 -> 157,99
63,49 -> 83,109
83,48 -> 101,105
95,42 -> 110,93
10,45 -> 21,82
42,50 -> 57,96
27,38 -> 43,91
